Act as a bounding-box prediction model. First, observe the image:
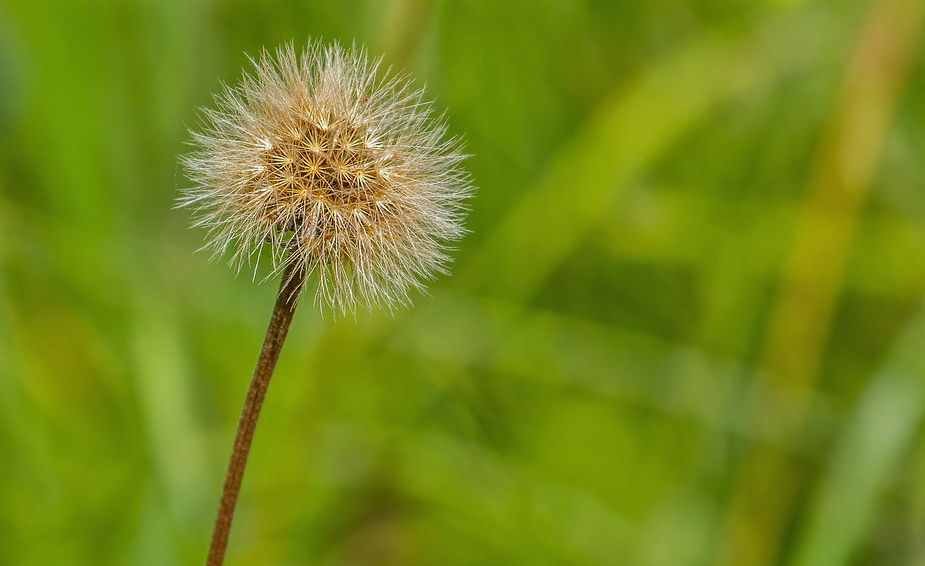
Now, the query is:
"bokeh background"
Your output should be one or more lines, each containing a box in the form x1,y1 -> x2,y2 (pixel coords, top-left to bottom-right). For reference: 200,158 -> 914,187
2,0 -> 925,564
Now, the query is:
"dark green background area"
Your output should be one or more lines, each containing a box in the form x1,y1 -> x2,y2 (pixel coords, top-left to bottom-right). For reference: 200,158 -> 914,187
2,0 -> 925,564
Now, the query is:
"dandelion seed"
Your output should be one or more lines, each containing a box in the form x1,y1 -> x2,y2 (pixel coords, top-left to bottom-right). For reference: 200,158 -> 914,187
181,40 -> 472,314
179,40 -> 473,566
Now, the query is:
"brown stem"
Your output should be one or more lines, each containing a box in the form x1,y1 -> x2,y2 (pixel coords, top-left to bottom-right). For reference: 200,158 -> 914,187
206,262 -> 305,566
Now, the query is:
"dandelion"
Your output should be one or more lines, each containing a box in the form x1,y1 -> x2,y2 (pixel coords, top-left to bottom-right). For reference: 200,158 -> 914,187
181,40 -> 471,313
179,40 -> 471,566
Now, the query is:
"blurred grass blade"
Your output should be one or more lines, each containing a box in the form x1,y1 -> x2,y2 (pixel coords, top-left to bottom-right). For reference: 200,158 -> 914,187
462,6 -> 839,299
130,292 -> 208,530
127,489 -> 183,566
762,0 -> 925,394
397,429 -> 633,565
791,307 -> 925,566
392,291 -> 841,450
719,0 -> 925,562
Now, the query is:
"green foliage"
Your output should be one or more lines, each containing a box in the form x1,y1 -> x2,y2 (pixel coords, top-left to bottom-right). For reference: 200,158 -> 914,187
1,0 -> 924,564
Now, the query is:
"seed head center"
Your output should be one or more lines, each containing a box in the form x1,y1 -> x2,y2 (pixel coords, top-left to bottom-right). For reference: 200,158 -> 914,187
262,120 -> 384,212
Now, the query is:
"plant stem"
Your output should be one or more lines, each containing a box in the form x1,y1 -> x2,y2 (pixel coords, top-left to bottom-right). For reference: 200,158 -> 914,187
206,262 -> 305,566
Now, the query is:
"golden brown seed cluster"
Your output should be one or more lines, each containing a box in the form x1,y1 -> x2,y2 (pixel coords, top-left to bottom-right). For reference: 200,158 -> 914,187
261,122 -> 383,229
181,41 -> 472,313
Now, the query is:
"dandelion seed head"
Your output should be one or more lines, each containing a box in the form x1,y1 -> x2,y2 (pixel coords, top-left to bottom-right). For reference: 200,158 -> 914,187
180,40 -> 472,314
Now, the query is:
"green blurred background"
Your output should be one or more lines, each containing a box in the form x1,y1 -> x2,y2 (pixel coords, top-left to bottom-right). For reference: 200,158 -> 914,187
2,0 -> 925,564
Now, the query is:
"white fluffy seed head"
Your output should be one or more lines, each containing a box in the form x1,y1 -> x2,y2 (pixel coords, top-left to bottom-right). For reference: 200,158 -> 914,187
180,40 -> 473,314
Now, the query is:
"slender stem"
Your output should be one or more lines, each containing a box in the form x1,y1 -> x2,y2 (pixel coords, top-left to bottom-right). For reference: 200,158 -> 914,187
206,263 -> 305,566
